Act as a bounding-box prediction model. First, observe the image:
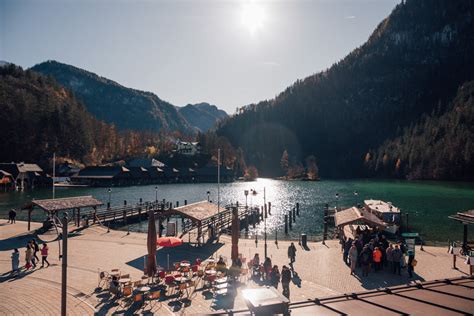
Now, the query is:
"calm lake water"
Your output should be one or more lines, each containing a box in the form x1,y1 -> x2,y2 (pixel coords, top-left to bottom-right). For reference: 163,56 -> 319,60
1,178 -> 473,242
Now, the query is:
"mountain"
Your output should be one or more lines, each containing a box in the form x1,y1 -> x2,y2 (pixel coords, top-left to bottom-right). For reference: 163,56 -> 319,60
216,0 -> 474,179
178,102 -> 228,132
0,61 -> 11,67
367,80 -> 474,180
0,64 -> 171,165
30,60 -> 192,133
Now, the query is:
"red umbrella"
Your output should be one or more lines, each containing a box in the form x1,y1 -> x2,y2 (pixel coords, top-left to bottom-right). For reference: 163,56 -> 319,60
157,236 -> 183,247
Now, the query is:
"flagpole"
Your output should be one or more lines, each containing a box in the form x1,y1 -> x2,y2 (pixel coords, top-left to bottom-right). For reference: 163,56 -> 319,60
52,152 -> 56,199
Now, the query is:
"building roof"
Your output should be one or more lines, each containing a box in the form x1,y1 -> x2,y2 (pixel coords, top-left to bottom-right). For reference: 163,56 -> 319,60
128,158 -> 165,168
449,209 -> 474,225
172,201 -> 224,222
0,163 -> 43,178
74,166 -> 130,178
335,206 -> 386,228
364,199 -> 400,213
214,276 -> 474,315
32,196 -> 103,212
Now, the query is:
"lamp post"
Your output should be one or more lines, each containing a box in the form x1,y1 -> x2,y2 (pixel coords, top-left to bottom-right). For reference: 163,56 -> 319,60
107,188 -> 112,209
244,190 -> 249,208
61,212 -> 69,316
207,191 -> 210,202
155,186 -> 158,203
335,193 -> 339,211
264,187 -> 267,259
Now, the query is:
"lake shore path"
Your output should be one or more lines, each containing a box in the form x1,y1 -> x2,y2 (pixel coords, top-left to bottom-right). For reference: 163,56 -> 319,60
0,219 -> 471,315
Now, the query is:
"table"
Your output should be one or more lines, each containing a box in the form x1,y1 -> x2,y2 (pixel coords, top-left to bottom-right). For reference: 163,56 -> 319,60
119,278 -> 131,284
174,276 -> 188,283
180,262 -> 191,267
215,277 -> 228,284
205,270 -> 217,275
242,287 -> 289,315
214,282 -> 228,290
110,271 -> 120,277
137,286 -> 150,292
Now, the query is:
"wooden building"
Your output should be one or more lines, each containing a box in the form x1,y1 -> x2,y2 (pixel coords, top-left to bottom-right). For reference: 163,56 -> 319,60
0,162 -> 44,190
71,166 -> 132,187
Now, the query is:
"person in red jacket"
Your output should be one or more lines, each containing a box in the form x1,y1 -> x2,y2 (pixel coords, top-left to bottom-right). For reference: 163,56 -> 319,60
373,247 -> 382,272
41,243 -> 50,268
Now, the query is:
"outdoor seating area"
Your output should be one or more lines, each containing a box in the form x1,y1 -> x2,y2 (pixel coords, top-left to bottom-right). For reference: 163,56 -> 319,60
96,255 -> 251,313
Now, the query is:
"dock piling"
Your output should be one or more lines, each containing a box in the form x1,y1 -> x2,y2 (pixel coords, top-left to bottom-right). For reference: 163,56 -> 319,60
289,211 -> 292,230
285,214 -> 288,234
296,203 -> 300,216
292,208 -> 296,223
268,202 -> 272,215
264,204 -> 267,219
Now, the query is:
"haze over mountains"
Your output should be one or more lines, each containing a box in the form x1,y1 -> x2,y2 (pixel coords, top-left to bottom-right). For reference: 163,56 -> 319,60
30,61 -> 228,133
216,0 -> 474,180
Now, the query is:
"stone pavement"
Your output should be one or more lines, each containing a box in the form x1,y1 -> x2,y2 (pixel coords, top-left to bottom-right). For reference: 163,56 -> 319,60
0,219 -> 470,315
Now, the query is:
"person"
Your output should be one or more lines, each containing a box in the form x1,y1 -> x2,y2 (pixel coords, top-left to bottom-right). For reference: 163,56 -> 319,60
216,256 -> 227,274
407,250 -> 416,278
8,209 -> 14,223
11,248 -> 20,274
270,265 -> 281,289
41,243 -> 50,268
400,242 -> 408,269
359,245 -> 372,277
234,256 -> 242,268
109,275 -> 121,296
386,243 -> 394,270
348,242 -> 358,275
392,244 -> 402,275
252,253 -> 260,267
263,257 -> 272,280
25,243 -> 34,269
343,238 -> 352,265
281,265 -> 291,299
288,242 -> 297,264
32,239 -> 40,263
372,247 -> 382,272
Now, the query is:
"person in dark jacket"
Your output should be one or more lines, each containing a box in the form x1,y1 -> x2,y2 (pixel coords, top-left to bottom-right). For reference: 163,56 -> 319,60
288,243 -> 297,264
281,265 -> 291,299
359,245 -> 372,277
270,265 -> 281,289
392,244 -> 402,275
407,250 -> 415,278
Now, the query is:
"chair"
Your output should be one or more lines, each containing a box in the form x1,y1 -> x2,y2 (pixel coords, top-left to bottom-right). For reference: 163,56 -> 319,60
148,291 -> 162,309
176,283 -> 188,300
165,275 -> 176,295
119,286 -> 134,307
133,280 -> 142,288
173,262 -> 180,270
111,268 -> 120,272
98,271 -> 110,289
141,275 -> 149,284
133,293 -> 144,306
120,274 -> 130,279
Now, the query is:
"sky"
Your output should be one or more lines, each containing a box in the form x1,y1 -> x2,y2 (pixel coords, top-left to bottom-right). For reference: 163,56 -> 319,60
1,0 -> 399,113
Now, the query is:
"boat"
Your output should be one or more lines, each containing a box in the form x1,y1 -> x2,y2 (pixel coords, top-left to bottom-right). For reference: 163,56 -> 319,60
54,180 -> 88,188
363,199 -> 401,235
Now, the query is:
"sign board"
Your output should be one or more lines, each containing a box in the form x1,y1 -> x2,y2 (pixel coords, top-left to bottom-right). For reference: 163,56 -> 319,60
406,238 -> 416,254
401,232 -> 419,238
166,222 -> 176,236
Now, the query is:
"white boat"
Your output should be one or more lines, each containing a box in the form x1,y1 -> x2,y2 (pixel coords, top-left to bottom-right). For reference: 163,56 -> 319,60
363,199 -> 401,235
54,181 -> 88,188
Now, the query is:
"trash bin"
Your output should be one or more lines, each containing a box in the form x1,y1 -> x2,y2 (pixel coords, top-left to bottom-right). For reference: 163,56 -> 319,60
301,233 -> 307,248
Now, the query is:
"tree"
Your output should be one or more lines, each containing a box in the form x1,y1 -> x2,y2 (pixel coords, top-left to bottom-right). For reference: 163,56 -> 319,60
305,155 -> 319,180
280,150 -> 289,177
244,165 -> 259,181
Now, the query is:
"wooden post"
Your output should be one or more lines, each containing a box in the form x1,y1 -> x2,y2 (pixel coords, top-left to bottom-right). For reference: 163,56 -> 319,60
197,221 -> 202,246
28,209 -> 32,231
463,224 -> 468,250
184,200 -> 187,205
296,203 -> 300,216
292,208 -> 296,223
284,214 -> 288,234
264,204 -> 267,219
268,202 -> 271,215
176,201 -> 179,207
123,210 -> 127,225
77,208 -> 81,227
289,211 -> 292,230
323,205 -> 328,244
252,211 -> 256,228
158,217 -> 162,237
93,206 -> 97,224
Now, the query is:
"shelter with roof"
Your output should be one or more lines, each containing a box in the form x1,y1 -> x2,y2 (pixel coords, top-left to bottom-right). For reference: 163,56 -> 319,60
335,206 -> 386,239
25,196 -> 103,230
0,169 -> 14,191
169,201 -> 225,245
71,166 -> 132,186
449,209 -> 474,253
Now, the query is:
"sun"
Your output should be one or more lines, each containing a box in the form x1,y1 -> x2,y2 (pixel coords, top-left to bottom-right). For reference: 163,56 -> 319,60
241,1 -> 265,35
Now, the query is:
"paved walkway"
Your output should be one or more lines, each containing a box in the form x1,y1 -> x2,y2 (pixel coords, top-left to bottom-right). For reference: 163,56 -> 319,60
0,220 -> 470,315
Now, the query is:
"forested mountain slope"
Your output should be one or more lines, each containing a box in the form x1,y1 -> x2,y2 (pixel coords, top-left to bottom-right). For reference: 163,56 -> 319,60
216,0 -> 474,179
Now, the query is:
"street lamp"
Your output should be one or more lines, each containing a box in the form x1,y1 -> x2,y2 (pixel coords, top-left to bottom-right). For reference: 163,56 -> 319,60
155,186 -> 158,202
264,187 -> 267,259
244,190 -> 249,208
107,188 -> 112,209
335,193 -> 339,210
207,191 -> 210,202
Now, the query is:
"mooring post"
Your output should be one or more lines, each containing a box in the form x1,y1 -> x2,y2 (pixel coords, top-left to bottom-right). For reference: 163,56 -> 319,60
323,205 -> 328,245
289,211 -> 292,230
124,200 -> 127,206
252,211 -> 256,228
176,201 -> 179,208
264,203 -> 267,219
245,213 -> 249,232
296,203 -> 300,216
284,214 -> 288,234
292,208 -> 296,223
268,202 -> 271,215
123,210 -> 127,225
184,200 -> 187,205
77,208 -> 81,227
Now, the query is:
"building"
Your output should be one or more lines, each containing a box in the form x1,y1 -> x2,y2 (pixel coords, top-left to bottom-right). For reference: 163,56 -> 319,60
175,141 -> 201,156
0,169 -> 14,191
128,158 -> 166,168
71,166 -> 132,187
0,162 -> 44,190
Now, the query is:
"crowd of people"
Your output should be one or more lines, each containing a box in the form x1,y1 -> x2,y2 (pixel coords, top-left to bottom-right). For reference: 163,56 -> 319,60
10,238 -> 50,275
249,242 -> 298,299
341,232 -> 417,278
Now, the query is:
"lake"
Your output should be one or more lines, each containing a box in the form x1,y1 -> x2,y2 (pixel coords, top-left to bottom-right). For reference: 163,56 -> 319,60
1,178 -> 473,242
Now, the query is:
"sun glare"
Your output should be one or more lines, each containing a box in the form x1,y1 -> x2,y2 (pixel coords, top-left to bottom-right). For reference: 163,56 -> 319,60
241,1 -> 265,35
